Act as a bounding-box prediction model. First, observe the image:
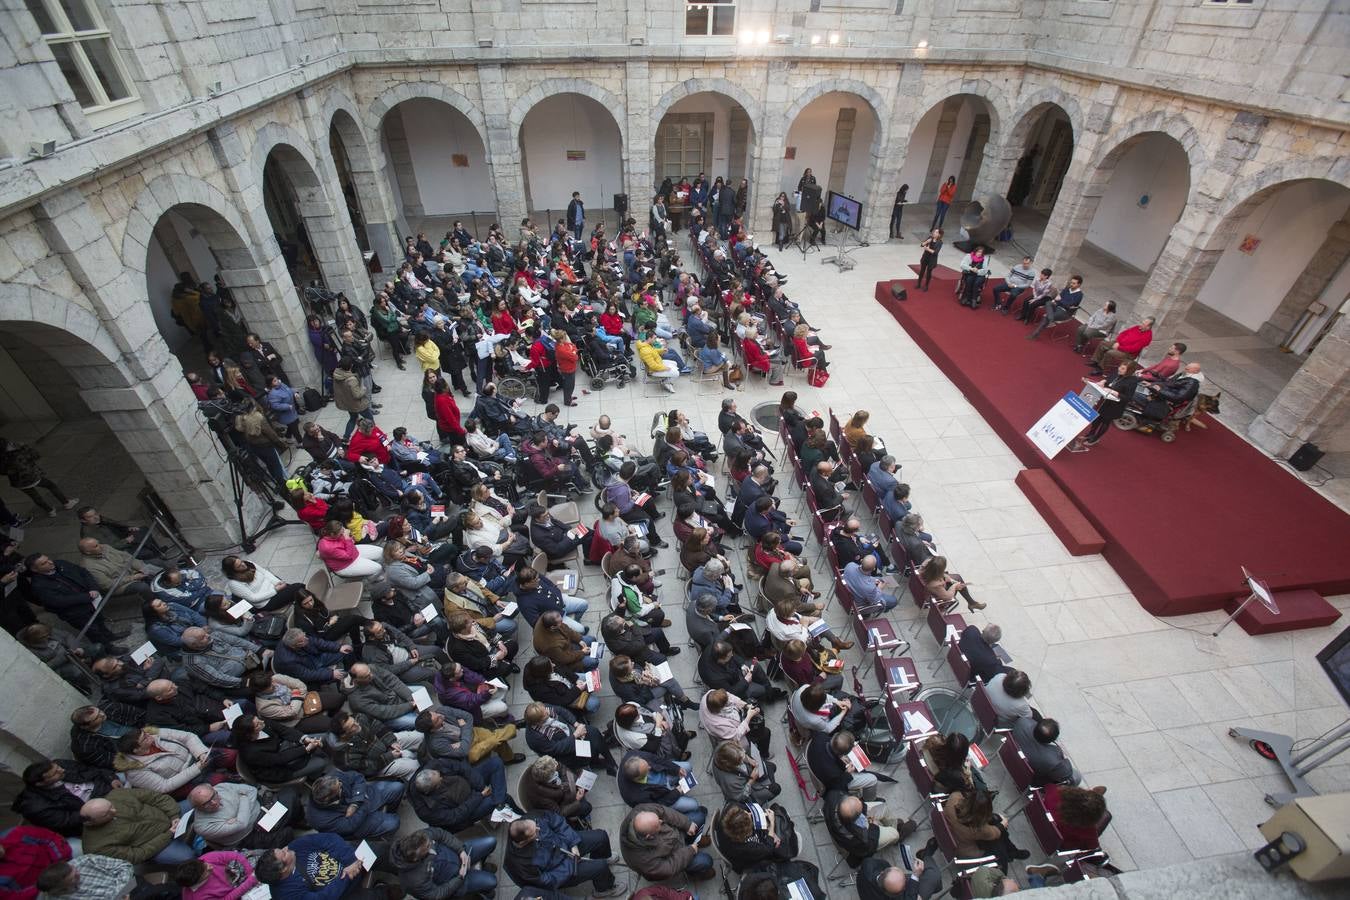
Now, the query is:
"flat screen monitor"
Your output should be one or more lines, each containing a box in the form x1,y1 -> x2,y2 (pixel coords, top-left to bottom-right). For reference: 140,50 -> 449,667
1315,624 -> 1350,708
826,190 -> 862,230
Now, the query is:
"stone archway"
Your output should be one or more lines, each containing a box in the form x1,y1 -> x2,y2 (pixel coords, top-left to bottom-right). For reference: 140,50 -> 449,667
999,94 -> 1082,214
652,81 -> 762,229
124,174 -> 317,387
370,90 -> 497,233
253,126 -> 367,304
0,283 -> 245,548
514,90 -> 626,219
779,81 -> 888,234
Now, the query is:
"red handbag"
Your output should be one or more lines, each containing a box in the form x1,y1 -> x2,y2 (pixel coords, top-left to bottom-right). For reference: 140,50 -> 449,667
810,368 -> 830,388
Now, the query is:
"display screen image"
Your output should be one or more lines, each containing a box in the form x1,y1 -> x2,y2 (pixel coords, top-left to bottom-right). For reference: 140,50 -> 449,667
826,191 -> 863,230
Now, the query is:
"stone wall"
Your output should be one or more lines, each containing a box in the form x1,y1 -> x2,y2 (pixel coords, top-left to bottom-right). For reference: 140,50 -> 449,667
0,1 -> 1347,542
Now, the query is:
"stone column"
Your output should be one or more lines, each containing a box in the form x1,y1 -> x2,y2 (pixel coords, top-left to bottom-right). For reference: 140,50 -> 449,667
1132,111 -> 1270,329
1248,313 -> 1350,458
207,124 -> 321,387
1258,211 -> 1350,345
0,628 -> 87,769
381,107 -> 424,221
1031,85 -> 1121,277
852,66 -> 916,246
296,88 -> 376,302
748,61 -> 791,240
479,64 -> 527,227
624,60 -> 653,219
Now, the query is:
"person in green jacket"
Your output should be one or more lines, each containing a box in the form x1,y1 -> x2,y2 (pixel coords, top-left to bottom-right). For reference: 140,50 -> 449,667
79,789 -> 196,865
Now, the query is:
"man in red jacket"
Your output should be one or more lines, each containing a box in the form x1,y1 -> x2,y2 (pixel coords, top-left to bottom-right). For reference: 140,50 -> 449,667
1088,315 -> 1155,374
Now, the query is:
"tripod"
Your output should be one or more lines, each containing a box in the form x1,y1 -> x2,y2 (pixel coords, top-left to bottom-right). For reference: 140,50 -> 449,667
793,222 -> 821,258
214,432 -> 308,553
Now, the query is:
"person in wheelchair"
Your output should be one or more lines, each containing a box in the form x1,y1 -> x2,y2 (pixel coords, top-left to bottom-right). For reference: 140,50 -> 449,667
468,382 -> 525,436
534,404 -> 600,472
956,244 -> 993,308
1136,362 -> 1204,424
388,426 -> 448,473
521,431 -> 590,494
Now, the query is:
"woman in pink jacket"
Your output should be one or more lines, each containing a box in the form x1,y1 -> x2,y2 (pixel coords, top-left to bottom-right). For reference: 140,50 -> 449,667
317,521 -> 384,577
177,850 -> 258,900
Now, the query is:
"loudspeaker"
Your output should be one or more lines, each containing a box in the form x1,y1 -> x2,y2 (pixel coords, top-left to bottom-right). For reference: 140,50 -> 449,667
890,283 -> 907,302
613,193 -> 628,216
1289,442 -> 1324,472
800,183 -> 822,216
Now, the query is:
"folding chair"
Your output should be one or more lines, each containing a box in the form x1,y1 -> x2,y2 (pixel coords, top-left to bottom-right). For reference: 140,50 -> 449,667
885,695 -> 940,748
925,603 -> 967,648
306,567 -> 364,613
936,633 -> 977,684
997,732 -> 1040,819
875,655 -> 924,700
827,410 -> 844,447
970,681 -> 1012,743
928,797 -> 999,881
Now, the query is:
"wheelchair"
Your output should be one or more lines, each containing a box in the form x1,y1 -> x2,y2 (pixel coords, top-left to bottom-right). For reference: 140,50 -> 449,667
1113,385 -> 1201,444
487,339 -> 531,401
956,270 -> 989,308
578,338 -> 636,392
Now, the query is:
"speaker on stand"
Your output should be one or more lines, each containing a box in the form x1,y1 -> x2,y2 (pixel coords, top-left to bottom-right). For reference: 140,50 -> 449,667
613,193 -> 628,220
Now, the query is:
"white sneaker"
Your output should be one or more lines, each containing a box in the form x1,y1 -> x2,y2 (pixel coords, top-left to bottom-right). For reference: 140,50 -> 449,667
63,498 -> 80,509
662,382 -> 676,393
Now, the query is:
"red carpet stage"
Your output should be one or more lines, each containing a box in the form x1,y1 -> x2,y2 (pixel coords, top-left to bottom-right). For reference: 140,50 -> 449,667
874,267 -> 1349,624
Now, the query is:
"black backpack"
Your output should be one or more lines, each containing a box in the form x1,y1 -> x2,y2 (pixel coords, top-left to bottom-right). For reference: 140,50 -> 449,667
303,388 -> 325,412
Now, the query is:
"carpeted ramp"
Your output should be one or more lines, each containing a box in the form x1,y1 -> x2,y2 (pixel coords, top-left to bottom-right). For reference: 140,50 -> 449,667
874,268 -> 1349,625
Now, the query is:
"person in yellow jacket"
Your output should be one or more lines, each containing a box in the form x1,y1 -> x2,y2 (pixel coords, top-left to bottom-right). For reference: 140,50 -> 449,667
635,332 -> 679,394
414,332 -> 441,372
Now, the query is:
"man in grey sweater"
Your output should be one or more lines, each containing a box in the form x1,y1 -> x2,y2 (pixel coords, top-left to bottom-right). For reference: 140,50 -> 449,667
992,255 -> 1038,312
188,782 -> 297,849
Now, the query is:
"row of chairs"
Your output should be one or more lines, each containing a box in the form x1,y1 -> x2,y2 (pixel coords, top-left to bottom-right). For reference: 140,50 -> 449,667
775,409 -> 1114,896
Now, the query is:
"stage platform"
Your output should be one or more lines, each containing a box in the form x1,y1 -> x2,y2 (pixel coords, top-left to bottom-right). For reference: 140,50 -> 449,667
874,267 -> 1349,626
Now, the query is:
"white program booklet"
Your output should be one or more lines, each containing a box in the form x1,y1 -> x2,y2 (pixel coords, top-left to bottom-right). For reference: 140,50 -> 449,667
575,769 -> 598,791
130,641 -> 156,665
174,810 -> 193,838
222,703 -> 245,727
574,739 -> 592,758
257,802 -> 288,832
420,603 -> 439,622
410,686 -> 434,711
650,661 -> 674,683
355,840 -> 377,870
227,599 -> 253,619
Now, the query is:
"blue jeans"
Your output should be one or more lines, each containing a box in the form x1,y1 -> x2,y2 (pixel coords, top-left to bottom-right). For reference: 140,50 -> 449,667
784,538 -> 805,555
584,693 -> 602,713
687,850 -> 715,875
578,653 -> 599,672
931,201 -> 950,231
366,779 -> 406,811
571,223 -> 584,240
153,839 -> 197,865
475,755 -> 507,804
494,617 -> 518,638
673,800 -> 706,827
250,446 -> 287,486
564,597 -> 589,617
463,835 -> 499,893
662,348 -> 688,371
493,433 -> 517,461
386,711 -> 418,731
343,409 -> 375,439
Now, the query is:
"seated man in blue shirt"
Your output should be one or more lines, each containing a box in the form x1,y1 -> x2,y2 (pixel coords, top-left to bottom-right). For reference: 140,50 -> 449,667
842,557 -> 899,615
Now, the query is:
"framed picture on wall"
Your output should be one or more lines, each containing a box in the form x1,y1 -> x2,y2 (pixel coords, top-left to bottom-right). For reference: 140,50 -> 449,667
451,154 -> 469,168
566,150 -> 586,161
784,146 -> 796,160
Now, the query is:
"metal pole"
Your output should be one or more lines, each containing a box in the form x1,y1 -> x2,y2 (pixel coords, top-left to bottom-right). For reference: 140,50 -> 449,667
1291,720 -> 1350,775
1211,591 -> 1258,637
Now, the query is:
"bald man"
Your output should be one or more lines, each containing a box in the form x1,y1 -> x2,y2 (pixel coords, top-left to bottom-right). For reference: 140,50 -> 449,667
858,852 -> 942,899
76,537 -> 154,600
619,804 -> 715,882
188,781 -> 297,849
80,790 -> 195,865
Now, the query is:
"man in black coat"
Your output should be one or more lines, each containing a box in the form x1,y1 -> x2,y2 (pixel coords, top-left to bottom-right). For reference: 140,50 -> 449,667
22,553 -> 128,648
528,506 -> 586,562
143,678 -> 231,743
809,461 -> 847,522
857,854 -> 942,900
12,758 -> 118,837
730,465 -> 773,527
958,624 -> 1011,684
617,752 -> 706,827
91,654 -> 168,707
697,641 -> 781,703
